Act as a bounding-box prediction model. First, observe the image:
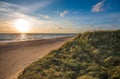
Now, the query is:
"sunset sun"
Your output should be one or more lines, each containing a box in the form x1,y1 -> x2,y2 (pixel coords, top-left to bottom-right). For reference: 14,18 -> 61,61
14,19 -> 30,33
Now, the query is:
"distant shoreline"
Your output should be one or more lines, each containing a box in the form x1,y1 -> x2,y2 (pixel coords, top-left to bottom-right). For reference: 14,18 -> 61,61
0,36 -> 74,42
0,36 -> 73,51
0,33 -> 76,42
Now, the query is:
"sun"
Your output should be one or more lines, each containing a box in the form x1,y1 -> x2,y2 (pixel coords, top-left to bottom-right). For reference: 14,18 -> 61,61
14,19 -> 30,33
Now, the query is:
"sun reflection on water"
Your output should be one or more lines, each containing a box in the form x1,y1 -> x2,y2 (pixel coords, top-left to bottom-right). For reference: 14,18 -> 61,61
20,34 -> 26,41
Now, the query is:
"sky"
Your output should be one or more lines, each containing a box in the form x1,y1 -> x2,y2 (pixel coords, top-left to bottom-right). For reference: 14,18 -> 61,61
0,0 -> 120,33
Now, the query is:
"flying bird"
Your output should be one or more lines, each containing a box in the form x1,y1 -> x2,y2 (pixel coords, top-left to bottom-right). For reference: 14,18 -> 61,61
58,27 -> 62,29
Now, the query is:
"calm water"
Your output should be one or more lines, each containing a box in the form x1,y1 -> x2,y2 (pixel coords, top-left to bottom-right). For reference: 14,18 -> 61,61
0,33 -> 76,42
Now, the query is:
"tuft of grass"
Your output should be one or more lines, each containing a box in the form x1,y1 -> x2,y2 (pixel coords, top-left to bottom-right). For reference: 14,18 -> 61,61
18,30 -> 120,79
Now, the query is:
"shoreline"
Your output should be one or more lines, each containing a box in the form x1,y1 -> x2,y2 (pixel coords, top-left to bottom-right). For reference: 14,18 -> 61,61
0,36 -> 73,79
0,36 -> 73,51
0,35 -> 74,42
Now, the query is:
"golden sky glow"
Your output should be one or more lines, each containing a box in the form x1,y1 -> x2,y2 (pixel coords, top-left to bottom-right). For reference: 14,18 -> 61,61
14,19 -> 31,33
0,0 -> 120,33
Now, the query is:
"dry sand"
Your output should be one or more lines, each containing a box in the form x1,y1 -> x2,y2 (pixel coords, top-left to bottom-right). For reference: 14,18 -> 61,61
0,37 -> 73,79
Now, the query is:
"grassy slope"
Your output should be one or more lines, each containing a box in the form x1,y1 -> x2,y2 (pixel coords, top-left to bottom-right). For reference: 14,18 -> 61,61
18,30 -> 120,79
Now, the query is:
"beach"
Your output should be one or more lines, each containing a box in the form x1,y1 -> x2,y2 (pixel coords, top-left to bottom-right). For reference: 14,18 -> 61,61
0,36 -> 73,79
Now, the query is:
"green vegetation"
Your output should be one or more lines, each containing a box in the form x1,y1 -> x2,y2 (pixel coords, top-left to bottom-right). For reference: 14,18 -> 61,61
18,30 -> 120,79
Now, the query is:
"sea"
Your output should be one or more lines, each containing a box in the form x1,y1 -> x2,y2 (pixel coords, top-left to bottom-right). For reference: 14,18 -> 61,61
0,33 -> 76,42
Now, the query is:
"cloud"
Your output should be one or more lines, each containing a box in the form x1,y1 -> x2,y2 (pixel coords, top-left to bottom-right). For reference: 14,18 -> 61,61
24,0 -> 54,13
92,0 -> 106,12
40,14 -> 50,19
0,0 -> 54,14
0,2 -> 27,14
60,10 -> 69,17
0,1 -> 53,21
0,1 -> 55,33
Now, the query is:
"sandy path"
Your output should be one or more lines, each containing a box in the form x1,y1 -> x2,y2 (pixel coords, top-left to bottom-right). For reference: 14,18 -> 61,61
0,37 -> 73,79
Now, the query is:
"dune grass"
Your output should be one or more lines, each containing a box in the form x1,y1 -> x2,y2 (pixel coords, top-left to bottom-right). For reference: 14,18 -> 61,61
18,30 -> 120,79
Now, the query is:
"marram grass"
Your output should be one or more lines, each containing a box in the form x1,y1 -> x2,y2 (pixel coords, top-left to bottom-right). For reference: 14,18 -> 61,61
18,30 -> 120,79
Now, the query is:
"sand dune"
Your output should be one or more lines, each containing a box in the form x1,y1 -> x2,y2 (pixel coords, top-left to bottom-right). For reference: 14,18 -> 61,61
0,37 -> 73,79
